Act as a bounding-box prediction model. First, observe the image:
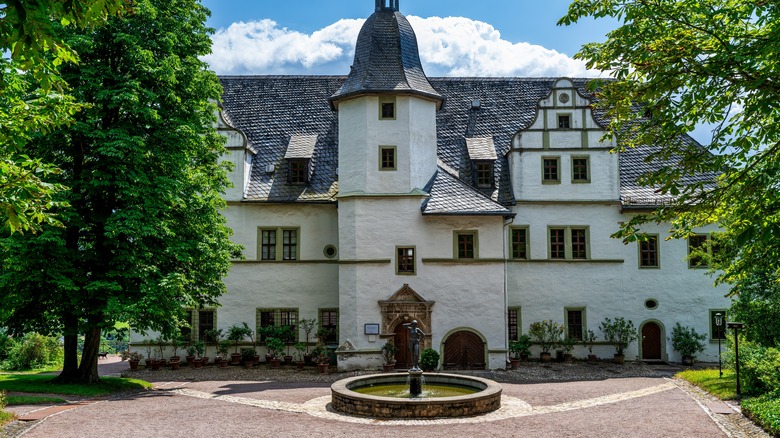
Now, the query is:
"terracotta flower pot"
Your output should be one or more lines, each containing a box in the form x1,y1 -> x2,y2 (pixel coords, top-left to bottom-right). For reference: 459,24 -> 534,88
128,360 -> 139,370
383,363 -> 395,373
540,352 -> 552,362
509,359 -> 521,370
296,361 -> 305,371
169,360 -> 180,370
317,363 -> 329,374
270,358 -> 281,369
193,359 -> 203,369
613,354 -> 625,365
230,353 -> 241,365
218,359 -> 229,368
587,354 -> 598,364
563,353 -> 573,363
185,356 -> 195,365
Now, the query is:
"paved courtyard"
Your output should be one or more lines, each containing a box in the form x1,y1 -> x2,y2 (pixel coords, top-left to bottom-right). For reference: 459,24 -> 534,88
3,357 -> 768,438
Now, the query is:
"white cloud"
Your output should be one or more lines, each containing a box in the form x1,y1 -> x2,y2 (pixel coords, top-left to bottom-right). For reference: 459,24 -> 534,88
204,16 -> 598,78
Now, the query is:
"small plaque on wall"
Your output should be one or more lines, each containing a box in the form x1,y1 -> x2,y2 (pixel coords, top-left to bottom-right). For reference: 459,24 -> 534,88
364,323 -> 380,335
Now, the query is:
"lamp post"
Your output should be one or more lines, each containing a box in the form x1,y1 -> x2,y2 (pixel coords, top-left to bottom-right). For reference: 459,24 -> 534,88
715,313 -> 723,378
727,322 -> 745,396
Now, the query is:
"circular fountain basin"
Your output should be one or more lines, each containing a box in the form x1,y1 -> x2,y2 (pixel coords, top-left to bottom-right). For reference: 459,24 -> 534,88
331,373 -> 502,419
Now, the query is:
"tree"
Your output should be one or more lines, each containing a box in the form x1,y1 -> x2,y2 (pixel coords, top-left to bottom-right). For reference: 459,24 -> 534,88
0,0 -> 242,383
1,0 -> 127,234
560,1 -> 780,314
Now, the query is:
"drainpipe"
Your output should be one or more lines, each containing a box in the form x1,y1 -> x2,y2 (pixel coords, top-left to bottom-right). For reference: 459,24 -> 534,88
502,215 -> 513,362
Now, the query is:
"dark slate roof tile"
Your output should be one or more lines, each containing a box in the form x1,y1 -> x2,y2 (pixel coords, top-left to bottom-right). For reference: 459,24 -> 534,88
421,168 -> 512,215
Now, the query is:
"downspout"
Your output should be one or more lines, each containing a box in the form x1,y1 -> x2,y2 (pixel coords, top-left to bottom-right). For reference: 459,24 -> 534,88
502,215 -> 513,364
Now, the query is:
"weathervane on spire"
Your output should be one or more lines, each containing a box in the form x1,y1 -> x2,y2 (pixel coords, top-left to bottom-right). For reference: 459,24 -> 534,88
375,0 -> 399,12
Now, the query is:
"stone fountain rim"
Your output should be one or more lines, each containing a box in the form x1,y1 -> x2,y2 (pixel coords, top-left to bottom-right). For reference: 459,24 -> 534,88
331,372 -> 503,404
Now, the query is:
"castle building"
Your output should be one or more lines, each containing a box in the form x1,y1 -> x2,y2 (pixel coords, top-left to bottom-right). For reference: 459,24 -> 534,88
205,0 -> 729,369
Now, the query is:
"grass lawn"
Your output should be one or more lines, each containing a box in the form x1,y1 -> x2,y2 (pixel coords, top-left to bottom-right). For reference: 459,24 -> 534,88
0,410 -> 14,427
676,368 -> 738,400
7,395 -> 66,406
0,374 -> 151,397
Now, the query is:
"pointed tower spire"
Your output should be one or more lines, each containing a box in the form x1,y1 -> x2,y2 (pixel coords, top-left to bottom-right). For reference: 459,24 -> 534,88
375,0 -> 399,12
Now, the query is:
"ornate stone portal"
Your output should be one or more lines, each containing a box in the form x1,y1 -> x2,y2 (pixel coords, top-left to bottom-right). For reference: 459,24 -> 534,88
378,284 -> 434,345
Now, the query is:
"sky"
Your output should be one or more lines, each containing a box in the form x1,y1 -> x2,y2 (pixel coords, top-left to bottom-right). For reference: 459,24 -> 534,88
198,0 -> 713,145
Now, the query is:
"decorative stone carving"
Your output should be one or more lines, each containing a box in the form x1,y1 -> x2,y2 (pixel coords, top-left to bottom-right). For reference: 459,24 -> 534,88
378,284 -> 434,340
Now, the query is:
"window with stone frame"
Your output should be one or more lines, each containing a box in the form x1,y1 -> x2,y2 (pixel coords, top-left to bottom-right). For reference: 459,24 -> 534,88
572,157 -> 589,182
197,309 -> 215,342
282,229 -> 298,261
257,308 -> 299,343
474,160 -> 494,188
396,246 -> 415,274
288,159 -> 309,185
508,307 -> 521,341
257,227 -> 299,261
260,229 -> 277,260
455,231 -> 477,259
379,96 -> 396,120
639,235 -> 659,268
550,228 -> 566,259
379,146 -> 396,171
543,157 -> 560,183
510,227 -> 529,259
319,308 -> 339,345
549,226 -> 589,260
571,228 -> 587,259
558,114 -> 571,129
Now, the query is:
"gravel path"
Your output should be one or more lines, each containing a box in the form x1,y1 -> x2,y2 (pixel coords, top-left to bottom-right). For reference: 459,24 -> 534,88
1,357 -> 769,438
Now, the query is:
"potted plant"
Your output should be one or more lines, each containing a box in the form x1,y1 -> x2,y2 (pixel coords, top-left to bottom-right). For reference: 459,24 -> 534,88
300,318 -> 317,363
127,351 -> 144,370
312,345 -> 329,373
508,335 -> 532,368
142,339 -> 154,368
670,322 -> 707,365
154,336 -> 168,366
169,337 -> 185,364
381,341 -> 396,372
294,342 -> 307,370
529,320 -> 564,362
215,340 -> 231,367
279,325 -> 295,364
243,322 -> 260,362
584,330 -> 598,363
241,348 -> 257,369
185,344 -> 198,365
599,317 -> 638,364
420,348 -> 440,372
192,341 -> 206,368
266,336 -> 285,368
227,324 -> 252,364
561,335 -> 576,362
258,326 -> 276,363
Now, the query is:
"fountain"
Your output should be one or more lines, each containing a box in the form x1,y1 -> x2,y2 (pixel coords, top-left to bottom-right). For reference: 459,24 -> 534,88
330,320 -> 502,418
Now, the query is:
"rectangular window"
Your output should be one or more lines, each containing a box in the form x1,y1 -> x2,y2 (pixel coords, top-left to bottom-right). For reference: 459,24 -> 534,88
566,309 -> 584,341
288,159 -> 309,184
198,310 -> 215,342
379,146 -> 396,171
396,246 -> 416,274
319,308 -> 339,345
558,114 -> 571,129
542,157 -> 560,183
257,308 -> 299,343
572,157 -> 589,182
710,310 -> 727,341
510,227 -> 528,259
474,161 -> 494,188
261,229 -> 277,260
571,228 -> 587,259
258,227 -> 300,261
455,231 -> 477,259
282,229 -> 298,261
379,96 -> 396,120
689,234 -> 709,268
548,226 -> 589,260
550,228 -> 565,259
639,235 -> 659,268
508,307 -> 521,341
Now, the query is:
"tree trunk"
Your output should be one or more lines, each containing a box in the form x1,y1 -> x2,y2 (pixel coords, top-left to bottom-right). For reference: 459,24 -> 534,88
77,327 -> 102,383
54,313 -> 80,383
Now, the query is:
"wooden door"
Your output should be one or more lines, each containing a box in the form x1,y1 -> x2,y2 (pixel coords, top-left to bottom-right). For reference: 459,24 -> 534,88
642,322 -> 662,360
393,324 -> 411,369
443,330 -> 485,370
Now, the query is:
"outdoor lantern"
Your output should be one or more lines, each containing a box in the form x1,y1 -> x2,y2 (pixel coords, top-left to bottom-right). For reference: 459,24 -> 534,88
727,322 -> 745,395
715,313 -> 723,377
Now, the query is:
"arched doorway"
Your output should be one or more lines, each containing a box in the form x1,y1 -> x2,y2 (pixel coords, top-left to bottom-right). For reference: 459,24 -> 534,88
393,323 -> 412,369
641,321 -> 663,361
443,330 -> 485,370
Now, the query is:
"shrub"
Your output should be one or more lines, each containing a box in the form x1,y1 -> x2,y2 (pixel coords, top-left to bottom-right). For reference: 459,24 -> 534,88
0,390 -> 6,410
742,391 -> 780,436
420,348 -> 439,371
670,322 -> 707,359
726,342 -> 780,396
509,335 -> 532,359
528,320 -> 564,353
1,333 -> 62,371
599,317 -> 638,356
0,330 -> 12,361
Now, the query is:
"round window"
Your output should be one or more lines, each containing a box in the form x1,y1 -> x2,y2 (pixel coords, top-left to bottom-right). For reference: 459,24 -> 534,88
323,244 -> 337,259
559,93 -> 570,103
645,299 -> 659,310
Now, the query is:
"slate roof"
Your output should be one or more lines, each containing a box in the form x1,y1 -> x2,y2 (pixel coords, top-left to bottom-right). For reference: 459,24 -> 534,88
465,137 -> 497,161
329,9 -> 442,106
219,75 -> 710,210
421,168 -> 512,216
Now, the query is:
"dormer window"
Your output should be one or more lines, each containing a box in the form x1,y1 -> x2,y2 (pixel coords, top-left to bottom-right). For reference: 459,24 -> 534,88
466,136 -> 497,189
558,114 -> 571,129
379,96 -> 396,120
284,134 -> 317,185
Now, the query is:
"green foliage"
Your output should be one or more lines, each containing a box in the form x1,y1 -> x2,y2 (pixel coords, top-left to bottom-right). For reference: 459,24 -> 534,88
509,335 -> 532,359
7,395 -> 66,406
0,0 -> 243,383
240,348 -> 256,363
676,369 -> 738,400
381,342 -> 396,364
599,317 -> 638,356
560,1 -> 780,354
0,374 -> 151,396
1,333 -> 62,371
670,323 -> 708,359
420,348 -> 440,371
561,336 -> 576,354
265,337 -> 285,358
193,341 -> 205,359
0,390 -> 5,409
227,324 -> 252,353
584,329 -> 597,354
528,320 -> 564,354
0,329 -> 12,361
725,342 -> 780,396
742,392 -> 780,437
216,340 -> 231,359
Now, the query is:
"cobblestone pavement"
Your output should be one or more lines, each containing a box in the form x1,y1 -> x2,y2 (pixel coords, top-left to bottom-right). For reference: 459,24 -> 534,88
1,357 -> 769,438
